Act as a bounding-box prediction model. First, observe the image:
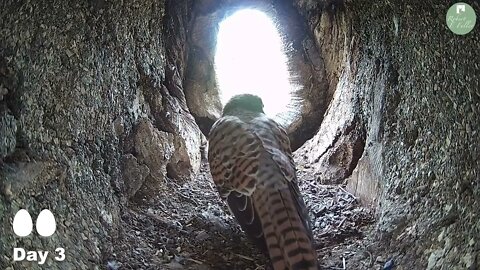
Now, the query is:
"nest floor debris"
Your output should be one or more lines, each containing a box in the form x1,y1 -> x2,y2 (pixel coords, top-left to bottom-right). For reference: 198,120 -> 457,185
112,158 -> 377,270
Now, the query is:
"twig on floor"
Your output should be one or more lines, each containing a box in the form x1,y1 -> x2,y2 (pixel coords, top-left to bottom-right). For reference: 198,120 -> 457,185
254,265 -> 266,270
317,230 -> 331,238
235,253 -> 255,261
321,266 -> 345,270
337,217 -> 347,228
364,249 -> 373,267
176,192 -> 199,206
179,186 -> 202,194
303,180 -> 333,191
338,186 -> 356,200
186,258 -> 205,265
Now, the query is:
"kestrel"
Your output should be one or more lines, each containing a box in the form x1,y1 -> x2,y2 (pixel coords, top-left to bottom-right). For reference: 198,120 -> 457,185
208,94 -> 318,270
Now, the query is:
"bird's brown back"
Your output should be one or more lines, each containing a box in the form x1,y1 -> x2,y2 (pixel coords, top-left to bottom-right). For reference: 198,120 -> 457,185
208,112 -> 318,270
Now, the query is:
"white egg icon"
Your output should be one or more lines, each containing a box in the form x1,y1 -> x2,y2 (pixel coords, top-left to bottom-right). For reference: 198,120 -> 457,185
13,209 -> 33,237
36,209 -> 57,237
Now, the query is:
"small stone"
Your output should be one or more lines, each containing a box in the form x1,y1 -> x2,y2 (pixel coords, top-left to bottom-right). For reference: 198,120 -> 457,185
2,182 -> 13,201
107,261 -> 121,270
113,117 -> 125,136
465,124 -> 471,135
0,86 -> 8,101
174,255 -> 184,263
383,258 -> 394,270
164,261 -> 184,269
314,206 -> 327,217
437,228 -> 445,241
469,238 -> 475,246
195,230 -> 209,241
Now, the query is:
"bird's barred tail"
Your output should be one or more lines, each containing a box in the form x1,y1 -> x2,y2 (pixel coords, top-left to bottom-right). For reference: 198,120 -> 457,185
254,185 -> 318,270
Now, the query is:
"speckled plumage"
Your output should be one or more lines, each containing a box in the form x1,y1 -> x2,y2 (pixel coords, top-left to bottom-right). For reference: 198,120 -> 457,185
208,94 -> 318,270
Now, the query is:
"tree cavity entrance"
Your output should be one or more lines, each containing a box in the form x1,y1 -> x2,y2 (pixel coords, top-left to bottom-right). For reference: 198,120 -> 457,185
215,9 -> 294,124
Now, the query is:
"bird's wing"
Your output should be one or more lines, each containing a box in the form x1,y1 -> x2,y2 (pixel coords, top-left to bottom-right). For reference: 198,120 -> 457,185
208,116 -> 268,253
251,116 -> 313,238
208,115 -> 318,270
246,116 -> 318,269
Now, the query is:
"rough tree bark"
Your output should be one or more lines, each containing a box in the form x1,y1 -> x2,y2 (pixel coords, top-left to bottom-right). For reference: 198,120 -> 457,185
0,0 -> 201,269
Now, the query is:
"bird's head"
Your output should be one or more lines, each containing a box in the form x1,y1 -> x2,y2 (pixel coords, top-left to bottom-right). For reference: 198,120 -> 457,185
222,94 -> 264,116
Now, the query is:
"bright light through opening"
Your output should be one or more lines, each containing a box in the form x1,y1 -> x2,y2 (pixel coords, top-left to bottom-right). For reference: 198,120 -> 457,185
215,9 -> 293,118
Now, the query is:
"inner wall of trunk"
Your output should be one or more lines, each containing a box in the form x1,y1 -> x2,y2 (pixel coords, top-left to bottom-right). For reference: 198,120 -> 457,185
295,1 -> 478,268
